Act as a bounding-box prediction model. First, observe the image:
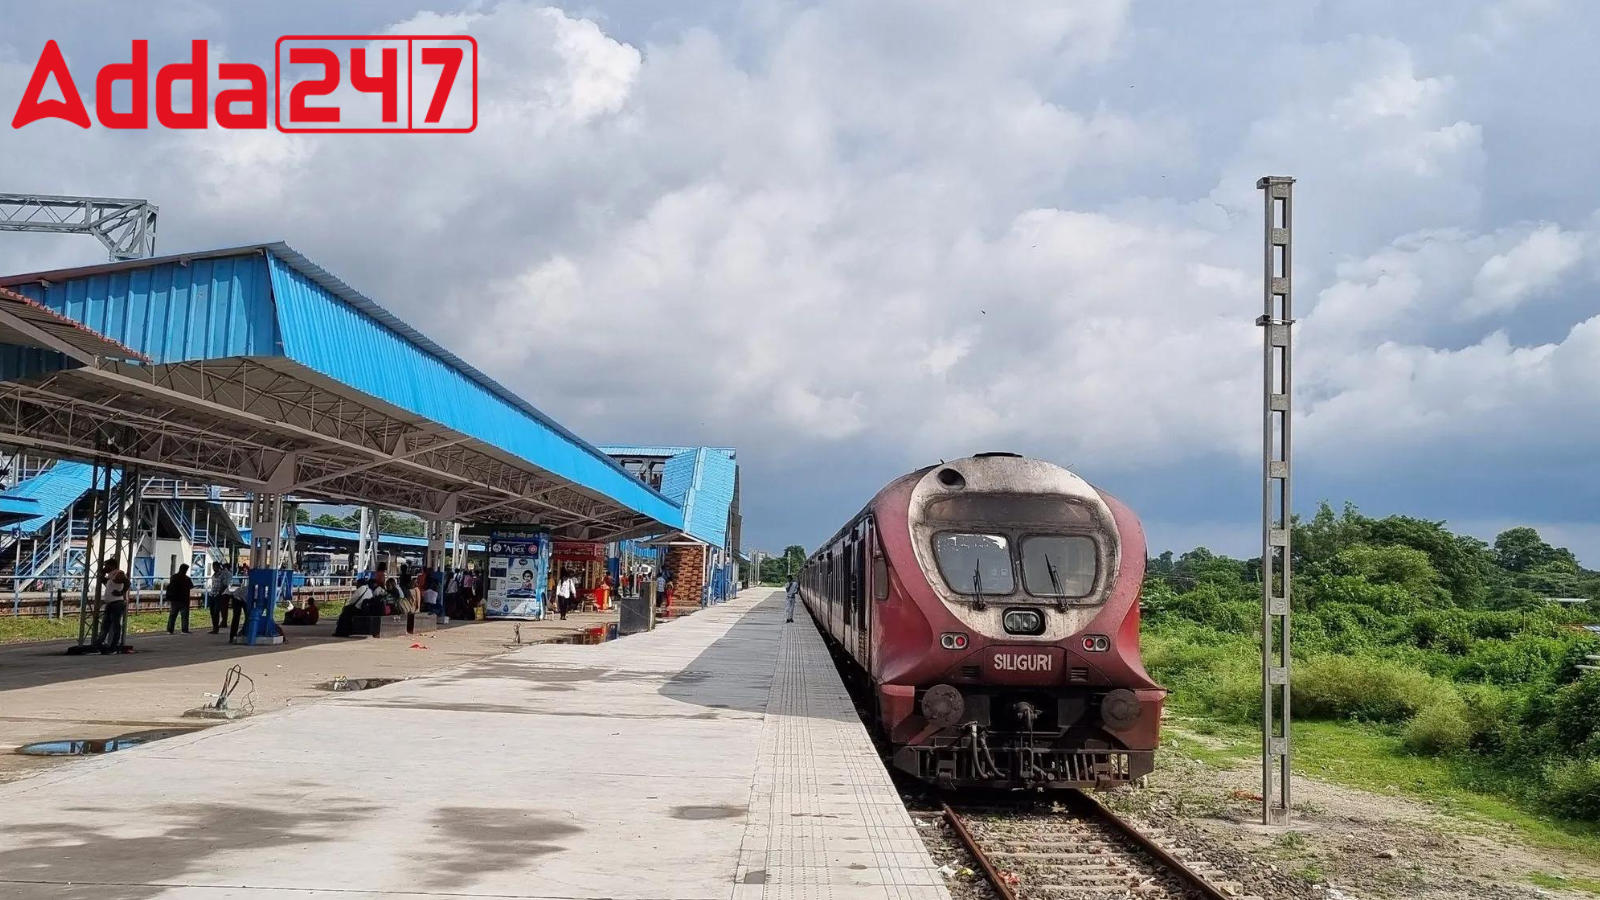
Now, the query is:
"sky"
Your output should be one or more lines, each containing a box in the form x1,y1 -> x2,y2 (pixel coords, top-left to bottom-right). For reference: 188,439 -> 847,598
1,0 -> 1598,563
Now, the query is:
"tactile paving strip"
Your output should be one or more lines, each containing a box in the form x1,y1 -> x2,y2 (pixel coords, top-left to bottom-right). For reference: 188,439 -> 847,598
733,594 -> 949,900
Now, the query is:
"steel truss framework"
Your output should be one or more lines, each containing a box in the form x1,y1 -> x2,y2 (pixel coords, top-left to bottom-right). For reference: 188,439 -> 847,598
0,355 -> 664,541
0,194 -> 159,261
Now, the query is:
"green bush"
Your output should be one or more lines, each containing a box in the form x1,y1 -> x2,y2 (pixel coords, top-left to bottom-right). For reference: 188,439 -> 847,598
1543,758 -> 1600,821
1546,674 -> 1600,759
1292,654 -> 1439,723
1188,656 -> 1262,723
1456,634 -> 1569,686
1306,573 -> 1420,616
1402,696 -> 1473,755
1458,683 -> 1521,753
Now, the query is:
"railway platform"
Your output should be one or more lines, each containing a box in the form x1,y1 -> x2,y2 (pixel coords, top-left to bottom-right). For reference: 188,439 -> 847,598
0,588 -> 949,900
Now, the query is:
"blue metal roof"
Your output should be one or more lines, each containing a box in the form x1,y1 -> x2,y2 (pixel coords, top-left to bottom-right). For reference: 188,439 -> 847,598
599,445 -> 735,459
6,461 -> 121,534
4,243 -> 683,530
656,447 -> 737,548
0,493 -> 40,528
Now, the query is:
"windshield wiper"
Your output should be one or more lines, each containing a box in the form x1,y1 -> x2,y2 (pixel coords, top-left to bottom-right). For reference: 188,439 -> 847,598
971,558 -> 987,611
1044,554 -> 1068,610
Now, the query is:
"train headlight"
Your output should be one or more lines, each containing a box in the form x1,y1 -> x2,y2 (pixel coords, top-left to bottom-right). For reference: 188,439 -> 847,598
1080,634 -> 1110,652
939,632 -> 969,650
1002,608 -> 1044,636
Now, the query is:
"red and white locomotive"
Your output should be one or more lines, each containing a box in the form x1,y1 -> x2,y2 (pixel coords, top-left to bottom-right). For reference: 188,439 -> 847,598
799,452 -> 1164,790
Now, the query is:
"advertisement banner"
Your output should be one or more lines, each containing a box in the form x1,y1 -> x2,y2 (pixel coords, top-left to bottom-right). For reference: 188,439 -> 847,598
485,530 -> 549,620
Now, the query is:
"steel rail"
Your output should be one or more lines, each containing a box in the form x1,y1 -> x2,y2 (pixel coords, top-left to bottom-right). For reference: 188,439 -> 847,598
943,793 -> 1231,900
1070,791 -> 1230,900
939,802 -> 1016,900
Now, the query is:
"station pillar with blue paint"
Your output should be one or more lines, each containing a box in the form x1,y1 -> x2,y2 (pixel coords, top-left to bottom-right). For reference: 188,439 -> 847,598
244,492 -> 289,645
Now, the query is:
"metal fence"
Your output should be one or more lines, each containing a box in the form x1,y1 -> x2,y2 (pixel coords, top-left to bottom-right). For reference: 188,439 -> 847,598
4,574 -> 363,617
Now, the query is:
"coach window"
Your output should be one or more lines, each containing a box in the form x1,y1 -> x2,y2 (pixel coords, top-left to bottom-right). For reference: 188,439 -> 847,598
933,533 -> 1013,595
1020,535 -> 1096,598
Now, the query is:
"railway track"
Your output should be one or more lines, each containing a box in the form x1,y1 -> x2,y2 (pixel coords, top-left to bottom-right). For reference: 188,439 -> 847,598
940,794 -> 1258,900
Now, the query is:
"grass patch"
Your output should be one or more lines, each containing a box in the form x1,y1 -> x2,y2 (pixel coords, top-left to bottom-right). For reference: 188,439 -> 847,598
1180,714 -> 1600,860
1530,871 -> 1600,895
1160,721 -> 1256,768
0,602 -> 345,645
0,609 -> 189,644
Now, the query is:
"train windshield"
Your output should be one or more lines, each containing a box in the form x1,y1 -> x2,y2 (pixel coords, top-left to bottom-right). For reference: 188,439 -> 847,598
933,533 -> 1014,595
1020,535 -> 1097,598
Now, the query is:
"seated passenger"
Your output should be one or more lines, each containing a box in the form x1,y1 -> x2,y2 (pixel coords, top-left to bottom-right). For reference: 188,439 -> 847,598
333,578 -> 376,637
283,599 -> 320,626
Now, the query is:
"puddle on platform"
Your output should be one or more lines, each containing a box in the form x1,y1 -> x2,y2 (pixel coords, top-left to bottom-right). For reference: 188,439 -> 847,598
319,677 -> 404,692
544,625 -> 620,645
17,728 -> 192,757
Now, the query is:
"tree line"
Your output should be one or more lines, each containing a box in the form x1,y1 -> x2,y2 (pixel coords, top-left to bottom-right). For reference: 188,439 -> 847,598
1143,502 -> 1600,822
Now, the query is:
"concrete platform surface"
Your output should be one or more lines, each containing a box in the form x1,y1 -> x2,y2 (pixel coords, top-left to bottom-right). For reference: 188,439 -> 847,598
0,588 -> 950,900
0,608 -> 622,787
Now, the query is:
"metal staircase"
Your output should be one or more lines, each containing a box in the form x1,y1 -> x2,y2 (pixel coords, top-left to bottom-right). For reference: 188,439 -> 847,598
1,462 -> 251,590
0,467 -> 130,590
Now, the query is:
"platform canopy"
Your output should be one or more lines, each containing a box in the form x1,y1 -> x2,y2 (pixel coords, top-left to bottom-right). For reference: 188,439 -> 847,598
0,244 -> 684,540
599,445 -> 739,551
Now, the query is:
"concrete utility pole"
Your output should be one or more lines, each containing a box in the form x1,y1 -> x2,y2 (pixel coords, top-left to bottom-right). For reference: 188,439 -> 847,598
1256,175 -> 1295,826
0,193 -> 158,260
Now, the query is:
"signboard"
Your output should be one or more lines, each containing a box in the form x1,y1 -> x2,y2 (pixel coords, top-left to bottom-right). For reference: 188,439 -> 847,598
552,541 -> 606,561
485,530 -> 549,620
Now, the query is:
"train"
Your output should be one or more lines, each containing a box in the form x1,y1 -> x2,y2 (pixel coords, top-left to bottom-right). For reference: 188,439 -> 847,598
798,452 -> 1165,790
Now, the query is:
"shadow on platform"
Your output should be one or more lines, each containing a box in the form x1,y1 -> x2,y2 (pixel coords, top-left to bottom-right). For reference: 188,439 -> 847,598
657,593 -> 857,721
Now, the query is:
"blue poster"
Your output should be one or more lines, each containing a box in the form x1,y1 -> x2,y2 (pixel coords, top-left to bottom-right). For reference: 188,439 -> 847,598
485,531 -> 549,620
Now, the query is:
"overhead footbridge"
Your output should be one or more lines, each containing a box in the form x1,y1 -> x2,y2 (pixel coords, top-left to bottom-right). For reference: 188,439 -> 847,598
0,244 -> 684,541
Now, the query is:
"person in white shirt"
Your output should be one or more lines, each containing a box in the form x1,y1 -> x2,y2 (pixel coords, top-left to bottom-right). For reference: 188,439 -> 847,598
556,572 -> 578,620
207,563 -> 232,634
784,577 -> 799,623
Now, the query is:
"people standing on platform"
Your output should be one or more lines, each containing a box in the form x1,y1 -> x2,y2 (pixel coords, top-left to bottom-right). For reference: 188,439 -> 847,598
399,564 -> 413,600
95,557 -> 130,653
166,564 -> 194,634
227,570 -> 250,644
556,570 -> 577,620
206,563 -> 232,634
784,576 -> 798,623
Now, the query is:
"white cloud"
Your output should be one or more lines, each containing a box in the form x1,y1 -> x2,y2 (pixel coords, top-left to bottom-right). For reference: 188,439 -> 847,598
1468,224 -> 1585,315
6,0 -> 1600,559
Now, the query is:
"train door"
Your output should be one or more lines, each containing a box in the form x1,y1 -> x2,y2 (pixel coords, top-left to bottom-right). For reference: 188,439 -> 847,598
845,530 -> 857,650
854,522 -> 869,667
826,549 -> 839,638
865,517 -> 885,677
